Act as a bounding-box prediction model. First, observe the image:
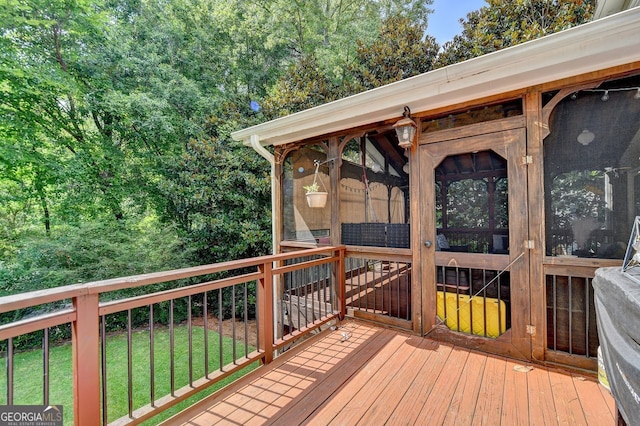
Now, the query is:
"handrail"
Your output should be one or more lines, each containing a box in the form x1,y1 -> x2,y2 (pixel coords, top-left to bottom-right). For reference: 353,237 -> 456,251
0,246 -> 346,425
0,246 -> 343,313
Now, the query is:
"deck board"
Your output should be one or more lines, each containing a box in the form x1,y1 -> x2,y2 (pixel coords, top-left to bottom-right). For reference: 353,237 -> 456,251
442,348 -> 487,426
385,339 -> 455,424
573,374 -> 616,425
471,353 -> 506,425
324,334 -> 409,425
548,369 -> 588,425
528,363 -> 559,426
357,337 -> 439,425
417,346 -> 469,424
164,320 -> 615,426
500,359 -> 530,426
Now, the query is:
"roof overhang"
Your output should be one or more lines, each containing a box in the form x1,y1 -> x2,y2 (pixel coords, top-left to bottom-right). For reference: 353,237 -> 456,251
594,0 -> 640,19
231,7 -> 640,148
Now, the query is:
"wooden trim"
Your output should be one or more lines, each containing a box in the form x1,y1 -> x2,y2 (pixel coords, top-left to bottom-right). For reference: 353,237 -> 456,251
346,247 -> 412,262
0,309 -> 76,341
544,257 -> 620,269
542,262 -> 619,278
419,142 -> 435,336
420,116 -> 526,145
504,128 -> 532,361
540,81 -> 603,139
351,309 -> 414,331
426,326 -> 530,361
273,256 -> 337,275
435,252 -> 510,271
0,285 -> 88,315
413,92 -> 527,119
544,350 -> 598,373
534,61 -> 640,95
279,241 -> 323,250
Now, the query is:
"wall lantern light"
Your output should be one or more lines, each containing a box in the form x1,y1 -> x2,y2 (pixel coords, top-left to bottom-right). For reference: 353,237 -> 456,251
393,106 -> 418,149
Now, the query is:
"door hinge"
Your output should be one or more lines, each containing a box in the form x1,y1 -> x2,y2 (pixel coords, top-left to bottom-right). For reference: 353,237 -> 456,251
523,240 -> 535,249
521,155 -> 533,165
526,325 -> 536,336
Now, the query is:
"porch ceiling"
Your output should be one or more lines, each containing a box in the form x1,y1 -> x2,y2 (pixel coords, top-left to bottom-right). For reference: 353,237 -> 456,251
231,7 -> 640,148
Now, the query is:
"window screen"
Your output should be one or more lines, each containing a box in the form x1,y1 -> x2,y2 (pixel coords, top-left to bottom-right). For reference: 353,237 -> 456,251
544,75 -> 640,258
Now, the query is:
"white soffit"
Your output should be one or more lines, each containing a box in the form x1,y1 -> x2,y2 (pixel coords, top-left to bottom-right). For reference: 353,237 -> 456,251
594,0 -> 640,19
231,7 -> 640,147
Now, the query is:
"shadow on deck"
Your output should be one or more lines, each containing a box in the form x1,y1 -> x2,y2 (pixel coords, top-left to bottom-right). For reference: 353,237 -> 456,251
163,320 -> 614,425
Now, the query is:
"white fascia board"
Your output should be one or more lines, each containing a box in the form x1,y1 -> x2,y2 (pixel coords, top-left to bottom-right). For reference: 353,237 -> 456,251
232,7 -> 640,147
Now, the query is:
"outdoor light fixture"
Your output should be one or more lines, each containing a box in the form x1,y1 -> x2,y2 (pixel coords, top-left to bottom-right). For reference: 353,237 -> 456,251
577,129 -> 595,146
393,106 -> 417,149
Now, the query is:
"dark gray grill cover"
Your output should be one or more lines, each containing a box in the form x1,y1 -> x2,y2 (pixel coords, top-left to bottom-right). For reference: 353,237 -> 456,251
593,267 -> 640,424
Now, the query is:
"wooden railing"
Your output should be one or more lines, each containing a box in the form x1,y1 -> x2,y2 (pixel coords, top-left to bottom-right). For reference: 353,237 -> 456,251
0,246 -> 345,425
344,247 -> 413,330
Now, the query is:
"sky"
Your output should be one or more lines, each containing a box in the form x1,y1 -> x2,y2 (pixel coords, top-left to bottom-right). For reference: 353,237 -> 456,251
429,0 -> 487,45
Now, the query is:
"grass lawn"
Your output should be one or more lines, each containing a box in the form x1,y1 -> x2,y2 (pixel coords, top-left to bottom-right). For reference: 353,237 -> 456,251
0,324 -> 258,425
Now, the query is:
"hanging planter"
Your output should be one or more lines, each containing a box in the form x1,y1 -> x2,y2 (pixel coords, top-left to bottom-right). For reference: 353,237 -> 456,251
304,161 -> 328,208
306,191 -> 328,208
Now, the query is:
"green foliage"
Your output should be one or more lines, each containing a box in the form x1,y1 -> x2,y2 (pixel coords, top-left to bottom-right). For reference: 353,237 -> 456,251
0,219 -> 192,297
262,54 -> 339,119
163,137 -> 272,264
263,13 -> 439,118
436,0 -> 595,67
347,15 -> 439,92
303,182 -> 321,193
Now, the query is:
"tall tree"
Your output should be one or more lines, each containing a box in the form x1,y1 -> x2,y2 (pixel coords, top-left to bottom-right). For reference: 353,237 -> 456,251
0,0 -> 116,228
163,136 -> 272,264
1,0 -> 286,236
436,0 -> 595,67
347,15 -> 439,92
263,12 -> 439,118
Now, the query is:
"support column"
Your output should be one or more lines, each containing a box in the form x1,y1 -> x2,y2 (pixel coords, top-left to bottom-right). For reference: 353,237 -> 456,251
72,293 -> 100,426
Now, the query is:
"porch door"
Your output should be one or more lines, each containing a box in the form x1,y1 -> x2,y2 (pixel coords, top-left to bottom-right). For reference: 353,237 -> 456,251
419,128 -> 531,360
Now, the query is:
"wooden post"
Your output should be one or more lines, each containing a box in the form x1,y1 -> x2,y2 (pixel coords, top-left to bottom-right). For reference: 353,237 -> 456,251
72,293 -> 100,426
335,247 -> 346,319
328,137 -> 340,247
526,90 -> 547,361
258,262 -> 274,364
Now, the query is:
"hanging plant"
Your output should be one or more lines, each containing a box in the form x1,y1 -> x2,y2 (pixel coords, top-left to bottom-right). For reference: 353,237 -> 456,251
304,161 -> 328,208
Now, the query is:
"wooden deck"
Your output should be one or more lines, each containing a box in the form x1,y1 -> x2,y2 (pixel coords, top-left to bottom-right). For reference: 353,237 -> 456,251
165,320 -> 615,425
